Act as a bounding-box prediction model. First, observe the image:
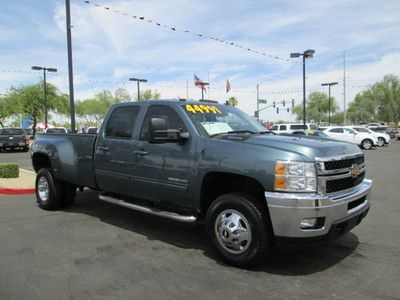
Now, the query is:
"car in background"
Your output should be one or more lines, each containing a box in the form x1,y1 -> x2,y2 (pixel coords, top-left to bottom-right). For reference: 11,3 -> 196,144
0,127 -> 29,152
366,123 -> 382,128
323,126 -> 378,149
24,128 -> 33,139
270,123 -> 317,135
350,126 -> 390,147
44,127 -> 68,134
370,126 -> 397,139
395,132 -> 400,140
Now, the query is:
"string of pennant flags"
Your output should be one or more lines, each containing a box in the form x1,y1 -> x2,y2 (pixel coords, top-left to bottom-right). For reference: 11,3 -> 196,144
0,68 -> 373,94
82,0 -> 290,62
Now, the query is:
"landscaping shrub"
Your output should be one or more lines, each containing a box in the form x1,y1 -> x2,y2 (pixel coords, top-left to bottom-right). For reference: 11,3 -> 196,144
0,163 -> 19,178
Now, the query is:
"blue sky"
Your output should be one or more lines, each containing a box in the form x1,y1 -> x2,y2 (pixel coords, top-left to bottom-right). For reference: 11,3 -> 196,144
1,0 -> 400,121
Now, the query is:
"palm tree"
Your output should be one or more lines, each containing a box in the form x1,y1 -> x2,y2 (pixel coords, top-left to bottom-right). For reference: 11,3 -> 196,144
227,96 -> 238,107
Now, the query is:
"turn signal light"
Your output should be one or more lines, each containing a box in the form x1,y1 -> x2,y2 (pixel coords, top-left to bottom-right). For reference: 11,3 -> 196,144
275,177 -> 286,189
275,162 -> 287,175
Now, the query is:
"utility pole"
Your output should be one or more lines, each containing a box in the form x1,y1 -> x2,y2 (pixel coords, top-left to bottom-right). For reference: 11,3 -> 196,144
321,82 -> 338,125
343,51 -> 347,125
65,0 -> 76,132
129,78 -> 148,101
256,84 -> 260,121
186,78 -> 189,100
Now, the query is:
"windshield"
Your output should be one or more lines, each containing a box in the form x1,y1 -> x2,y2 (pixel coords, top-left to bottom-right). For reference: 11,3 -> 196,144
181,103 -> 265,137
0,128 -> 24,135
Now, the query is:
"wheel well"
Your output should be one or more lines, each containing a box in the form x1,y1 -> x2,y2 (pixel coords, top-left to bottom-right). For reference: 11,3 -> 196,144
200,172 -> 265,215
32,153 -> 51,172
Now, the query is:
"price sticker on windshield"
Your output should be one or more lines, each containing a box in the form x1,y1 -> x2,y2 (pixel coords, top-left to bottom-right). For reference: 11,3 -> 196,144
185,104 -> 222,114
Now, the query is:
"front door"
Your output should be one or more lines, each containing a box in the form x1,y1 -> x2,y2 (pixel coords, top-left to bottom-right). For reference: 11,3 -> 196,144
131,104 -> 195,210
94,105 -> 141,195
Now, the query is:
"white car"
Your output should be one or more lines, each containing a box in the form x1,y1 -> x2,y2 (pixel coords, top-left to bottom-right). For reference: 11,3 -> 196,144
44,127 -> 68,134
350,126 -> 390,147
323,127 -> 378,149
270,123 -> 317,134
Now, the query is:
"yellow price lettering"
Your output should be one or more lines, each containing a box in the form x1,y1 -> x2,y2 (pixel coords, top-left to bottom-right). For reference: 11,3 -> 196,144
185,105 -> 197,113
193,105 -> 204,113
199,105 -> 210,113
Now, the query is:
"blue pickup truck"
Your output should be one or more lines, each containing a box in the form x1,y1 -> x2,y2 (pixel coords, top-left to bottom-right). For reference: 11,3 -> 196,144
31,100 -> 372,267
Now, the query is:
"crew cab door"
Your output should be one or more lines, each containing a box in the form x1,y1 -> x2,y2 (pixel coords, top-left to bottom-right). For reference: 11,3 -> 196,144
94,105 -> 141,194
131,104 -> 195,209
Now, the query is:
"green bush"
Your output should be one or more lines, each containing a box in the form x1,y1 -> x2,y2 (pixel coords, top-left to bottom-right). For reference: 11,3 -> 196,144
0,163 -> 19,178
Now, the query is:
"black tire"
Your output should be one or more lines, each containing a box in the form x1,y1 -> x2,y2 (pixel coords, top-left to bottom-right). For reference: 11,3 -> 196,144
61,182 -> 76,208
35,168 -> 63,210
377,137 -> 385,147
205,193 -> 272,268
23,146 -> 29,152
361,139 -> 373,150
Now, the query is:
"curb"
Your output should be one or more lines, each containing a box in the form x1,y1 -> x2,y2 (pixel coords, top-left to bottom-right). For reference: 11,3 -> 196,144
0,168 -> 36,195
0,187 -> 36,195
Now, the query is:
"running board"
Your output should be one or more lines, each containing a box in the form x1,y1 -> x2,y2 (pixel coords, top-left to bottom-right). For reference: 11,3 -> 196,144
98,195 -> 197,223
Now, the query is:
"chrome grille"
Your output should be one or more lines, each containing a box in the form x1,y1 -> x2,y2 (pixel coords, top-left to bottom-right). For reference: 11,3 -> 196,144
316,154 -> 366,195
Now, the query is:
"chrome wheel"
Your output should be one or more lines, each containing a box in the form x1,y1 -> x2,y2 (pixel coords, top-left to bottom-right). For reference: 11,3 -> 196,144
214,209 -> 252,255
38,176 -> 49,202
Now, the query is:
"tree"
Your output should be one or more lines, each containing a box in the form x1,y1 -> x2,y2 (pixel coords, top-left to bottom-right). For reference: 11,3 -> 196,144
136,89 -> 160,101
0,95 -> 18,127
374,74 -> 400,127
227,96 -> 238,107
4,82 -> 68,137
292,91 -> 339,125
347,90 -> 377,124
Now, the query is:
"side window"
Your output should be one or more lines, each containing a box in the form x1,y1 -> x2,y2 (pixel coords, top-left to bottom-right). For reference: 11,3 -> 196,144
105,106 -> 140,139
140,105 -> 187,141
271,125 -> 278,130
280,125 -> 287,131
310,124 -> 317,130
330,128 -> 343,133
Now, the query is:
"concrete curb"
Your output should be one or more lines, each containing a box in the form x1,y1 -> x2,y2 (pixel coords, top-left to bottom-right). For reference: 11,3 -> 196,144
0,168 -> 36,195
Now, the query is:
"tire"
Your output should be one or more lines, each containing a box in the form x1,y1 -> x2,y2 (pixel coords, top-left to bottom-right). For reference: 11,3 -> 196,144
35,168 -> 63,210
23,146 -> 29,152
61,182 -> 76,208
377,137 -> 385,147
361,139 -> 373,150
205,193 -> 272,268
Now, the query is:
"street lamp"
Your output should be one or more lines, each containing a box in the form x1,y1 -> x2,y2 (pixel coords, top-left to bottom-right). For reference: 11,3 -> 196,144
290,49 -> 315,128
31,66 -> 58,129
321,82 -> 338,125
129,78 -> 148,101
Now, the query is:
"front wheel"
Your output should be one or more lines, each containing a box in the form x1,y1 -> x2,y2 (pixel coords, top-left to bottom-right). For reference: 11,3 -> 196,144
35,168 -> 63,210
205,193 -> 272,268
361,139 -> 373,150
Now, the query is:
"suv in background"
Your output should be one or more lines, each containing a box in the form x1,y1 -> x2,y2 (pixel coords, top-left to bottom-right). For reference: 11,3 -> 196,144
270,123 -> 317,135
351,126 -> 390,147
323,127 -> 378,149
0,127 -> 29,152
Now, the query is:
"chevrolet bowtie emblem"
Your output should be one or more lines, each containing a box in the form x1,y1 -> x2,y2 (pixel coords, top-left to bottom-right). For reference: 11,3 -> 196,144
350,164 -> 362,178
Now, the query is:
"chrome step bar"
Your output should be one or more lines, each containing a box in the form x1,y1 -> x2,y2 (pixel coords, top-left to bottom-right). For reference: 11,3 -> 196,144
98,194 -> 197,223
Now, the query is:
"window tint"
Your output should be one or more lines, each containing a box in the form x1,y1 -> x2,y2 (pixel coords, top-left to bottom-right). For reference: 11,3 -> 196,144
354,127 -> 368,133
344,128 -> 356,134
280,125 -> 287,130
290,124 -> 305,130
329,128 -> 343,133
105,106 -> 140,139
271,125 -> 278,130
310,124 -> 317,130
140,105 -> 186,141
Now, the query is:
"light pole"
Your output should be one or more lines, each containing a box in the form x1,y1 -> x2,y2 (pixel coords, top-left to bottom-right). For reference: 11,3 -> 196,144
321,82 -> 338,125
31,66 -> 57,129
290,49 -> 315,128
129,78 -> 148,101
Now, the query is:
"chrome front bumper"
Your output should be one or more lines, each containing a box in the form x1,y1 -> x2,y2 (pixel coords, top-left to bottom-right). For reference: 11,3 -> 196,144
265,179 -> 372,238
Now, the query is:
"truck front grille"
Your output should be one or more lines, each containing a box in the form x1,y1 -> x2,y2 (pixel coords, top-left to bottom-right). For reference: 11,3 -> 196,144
317,154 -> 366,194
325,172 -> 365,193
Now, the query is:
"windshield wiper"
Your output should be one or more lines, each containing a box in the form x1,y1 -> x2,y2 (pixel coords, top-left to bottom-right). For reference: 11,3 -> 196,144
210,130 -> 256,138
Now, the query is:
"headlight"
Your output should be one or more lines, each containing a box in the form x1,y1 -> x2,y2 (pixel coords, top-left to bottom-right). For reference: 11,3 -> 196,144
274,161 -> 316,192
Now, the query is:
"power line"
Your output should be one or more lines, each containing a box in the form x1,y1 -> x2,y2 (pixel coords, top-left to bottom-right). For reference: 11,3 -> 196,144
82,1 -> 290,62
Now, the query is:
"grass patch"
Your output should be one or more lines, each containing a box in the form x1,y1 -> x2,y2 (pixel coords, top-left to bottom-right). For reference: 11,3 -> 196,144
0,163 -> 19,178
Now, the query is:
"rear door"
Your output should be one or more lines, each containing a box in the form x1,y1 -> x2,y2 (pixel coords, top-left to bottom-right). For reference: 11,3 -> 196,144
94,105 -> 141,195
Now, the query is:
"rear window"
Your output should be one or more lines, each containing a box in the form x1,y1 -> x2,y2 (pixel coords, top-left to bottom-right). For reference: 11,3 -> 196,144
105,106 -> 140,139
290,124 -> 306,130
353,127 -> 369,133
0,128 -> 24,135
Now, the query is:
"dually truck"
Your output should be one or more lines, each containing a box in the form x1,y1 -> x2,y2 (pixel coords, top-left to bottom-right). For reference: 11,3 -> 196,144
31,100 -> 372,267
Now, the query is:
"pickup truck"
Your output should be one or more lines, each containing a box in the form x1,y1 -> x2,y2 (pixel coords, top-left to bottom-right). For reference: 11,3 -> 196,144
0,127 -> 29,152
31,100 -> 372,267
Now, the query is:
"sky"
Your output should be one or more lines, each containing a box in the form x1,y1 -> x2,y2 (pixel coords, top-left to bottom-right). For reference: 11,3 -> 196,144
1,0 -> 400,121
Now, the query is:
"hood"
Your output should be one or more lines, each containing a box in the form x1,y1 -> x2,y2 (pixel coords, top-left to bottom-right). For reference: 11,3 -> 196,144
219,134 -> 362,160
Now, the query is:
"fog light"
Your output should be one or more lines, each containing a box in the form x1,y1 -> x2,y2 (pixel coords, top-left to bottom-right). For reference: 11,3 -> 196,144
301,218 -> 317,229
300,217 -> 325,230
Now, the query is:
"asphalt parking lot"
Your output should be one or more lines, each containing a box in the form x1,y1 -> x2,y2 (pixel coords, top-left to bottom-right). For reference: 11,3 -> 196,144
1,142 -> 399,299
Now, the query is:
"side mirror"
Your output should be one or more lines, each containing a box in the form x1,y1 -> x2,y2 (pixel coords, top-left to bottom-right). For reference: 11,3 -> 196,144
149,117 -> 190,144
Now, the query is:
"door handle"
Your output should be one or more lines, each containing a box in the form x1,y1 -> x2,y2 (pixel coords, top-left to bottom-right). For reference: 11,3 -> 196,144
98,146 -> 109,151
133,150 -> 148,156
